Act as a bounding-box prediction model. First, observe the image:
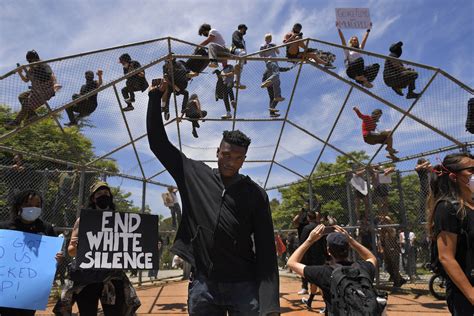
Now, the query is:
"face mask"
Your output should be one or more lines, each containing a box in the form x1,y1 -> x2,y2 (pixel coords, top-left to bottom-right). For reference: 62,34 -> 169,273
95,195 -> 112,209
468,175 -> 474,193
20,207 -> 42,222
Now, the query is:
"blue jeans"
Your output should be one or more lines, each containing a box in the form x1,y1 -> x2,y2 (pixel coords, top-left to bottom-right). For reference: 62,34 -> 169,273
265,61 -> 281,98
188,273 -> 259,316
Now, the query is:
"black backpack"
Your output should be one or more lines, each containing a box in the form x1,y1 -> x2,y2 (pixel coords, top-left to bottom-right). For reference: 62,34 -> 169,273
329,262 -> 386,316
466,98 -> 474,134
430,200 -> 471,277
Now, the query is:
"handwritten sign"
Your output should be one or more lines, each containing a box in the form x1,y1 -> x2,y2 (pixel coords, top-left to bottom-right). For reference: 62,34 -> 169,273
0,229 -> 63,310
76,209 -> 159,270
336,8 -> 371,29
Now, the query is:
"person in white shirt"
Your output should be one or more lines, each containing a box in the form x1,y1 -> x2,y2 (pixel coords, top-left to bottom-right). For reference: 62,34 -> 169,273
162,186 -> 182,229
198,23 -> 229,69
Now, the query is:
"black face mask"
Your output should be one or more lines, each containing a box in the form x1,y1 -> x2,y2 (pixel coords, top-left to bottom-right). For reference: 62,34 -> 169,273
95,195 -> 112,209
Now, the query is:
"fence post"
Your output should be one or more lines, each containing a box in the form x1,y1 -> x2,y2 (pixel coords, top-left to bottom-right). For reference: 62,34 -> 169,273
76,169 -> 86,218
345,173 -> 354,226
365,168 -> 379,286
396,171 -> 411,277
138,180 -> 147,286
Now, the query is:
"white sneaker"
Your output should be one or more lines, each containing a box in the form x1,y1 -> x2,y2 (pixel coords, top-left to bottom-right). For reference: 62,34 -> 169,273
221,112 -> 232,119
298,289 -> 308,295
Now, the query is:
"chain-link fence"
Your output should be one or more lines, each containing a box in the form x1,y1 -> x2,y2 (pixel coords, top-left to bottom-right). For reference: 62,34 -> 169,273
0,35 -> 472,299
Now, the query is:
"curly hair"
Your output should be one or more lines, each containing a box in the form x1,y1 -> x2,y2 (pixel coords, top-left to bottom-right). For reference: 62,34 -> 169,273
222,130 -> 251,150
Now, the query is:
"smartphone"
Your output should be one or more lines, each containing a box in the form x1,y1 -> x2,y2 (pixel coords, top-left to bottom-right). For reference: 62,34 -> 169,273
323,226 -> 336,235
151,78 -> 162,87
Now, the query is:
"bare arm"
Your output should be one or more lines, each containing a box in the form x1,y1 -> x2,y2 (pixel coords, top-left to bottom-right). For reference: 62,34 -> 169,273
360,27 -> 371,50
288,224 -> 325,276
337,27 -> 347,47
438,231 -> 474,305
17,68 -> 29,82
96,69 -> 103,86
68,218 -> 80,257
199,35 -> 214,47
335,225 -> 377,266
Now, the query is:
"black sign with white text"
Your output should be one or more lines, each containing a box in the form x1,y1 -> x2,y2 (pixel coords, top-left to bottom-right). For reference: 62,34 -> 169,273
76,209 -> 159,270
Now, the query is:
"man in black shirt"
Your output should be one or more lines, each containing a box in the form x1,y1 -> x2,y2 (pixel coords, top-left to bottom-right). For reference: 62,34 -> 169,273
65,70 -> 103,126
146,80 -> 279,315
299,211 -> 327,308
288,225 -> 377,315
119,53 -> 148,112
230,24 -> 248,89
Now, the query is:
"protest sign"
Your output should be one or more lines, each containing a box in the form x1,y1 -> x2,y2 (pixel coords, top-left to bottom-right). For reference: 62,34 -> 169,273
76,209 -> 159,270
0,229 -> 63,310
335,8 -> 371,29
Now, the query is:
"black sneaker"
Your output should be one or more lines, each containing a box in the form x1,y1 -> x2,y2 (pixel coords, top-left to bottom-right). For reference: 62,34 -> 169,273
122,105 -> 134,112
406,91 -> 420,99
164,112 -> 170,121
192,129 -> 198,138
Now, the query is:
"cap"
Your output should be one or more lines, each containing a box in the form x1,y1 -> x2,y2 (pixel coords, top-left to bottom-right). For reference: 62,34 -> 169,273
90,181 -> 110,195
326,232 -> 349,252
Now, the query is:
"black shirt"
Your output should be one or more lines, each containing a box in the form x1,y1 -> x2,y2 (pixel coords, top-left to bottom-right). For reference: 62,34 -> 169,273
304,260 -> 376,310
146,89 -> 279,314
416,169 -> 429,195
433,201 -> 474,300
80,80 -> 99,105
0,217 -> 56,236
232,30 -> 246,49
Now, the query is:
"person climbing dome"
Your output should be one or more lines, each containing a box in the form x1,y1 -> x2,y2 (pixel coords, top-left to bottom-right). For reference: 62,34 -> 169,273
178,93 -> 207,138
337,22 -> 380,88
353,106 -> 399,161
119,53 -> 148,112
213,65 -> 236,120
383,41 -> 420,99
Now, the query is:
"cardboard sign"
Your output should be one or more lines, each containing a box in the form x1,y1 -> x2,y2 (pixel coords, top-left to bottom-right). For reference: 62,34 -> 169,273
336,8 -> 371,29
378,173 -> 392,184
0,229 -> 63,310
351,174 -> 368,196
76,209 -> 159,270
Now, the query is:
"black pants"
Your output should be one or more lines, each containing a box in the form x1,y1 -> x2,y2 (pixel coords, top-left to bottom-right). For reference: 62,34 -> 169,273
388,70 -> 418,92
0,307 -> 35,316
73,280 -> 125,316
223,86 -> 235,112
121,79 -> 148,102
447,291 -> 474,316
66,94 -> 97,123
164,89 -> 189,113
346,57 -> 380,83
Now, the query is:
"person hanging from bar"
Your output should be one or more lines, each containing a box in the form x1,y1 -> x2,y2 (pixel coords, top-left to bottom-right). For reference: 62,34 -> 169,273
6,50 -> 61,129
177,93 -> 207,138
337,22 -> 380,88
353,106 -> 399,161
119,53 -> 148,112
213,65 -> 236,120
383,41 -> 420,99
65,69 -> 103,126
162,58 -> 189,121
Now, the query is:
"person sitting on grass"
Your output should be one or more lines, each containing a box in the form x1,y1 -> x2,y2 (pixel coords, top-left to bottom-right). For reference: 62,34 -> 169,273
383,41 -> 420,99
353,106 -> 399,160
337,23 -> 380,89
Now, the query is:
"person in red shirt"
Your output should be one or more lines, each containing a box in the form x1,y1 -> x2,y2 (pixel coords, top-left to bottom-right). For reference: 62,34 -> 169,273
353,106 -> 399,160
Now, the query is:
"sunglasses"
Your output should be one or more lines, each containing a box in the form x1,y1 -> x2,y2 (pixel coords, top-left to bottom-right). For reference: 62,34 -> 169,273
454,166 -> 474,173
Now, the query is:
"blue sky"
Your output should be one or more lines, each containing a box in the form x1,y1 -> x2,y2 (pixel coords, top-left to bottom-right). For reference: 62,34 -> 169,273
0,0 -> 473,217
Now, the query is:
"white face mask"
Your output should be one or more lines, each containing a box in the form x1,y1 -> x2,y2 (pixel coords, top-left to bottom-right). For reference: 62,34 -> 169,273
20,207 -> 42,222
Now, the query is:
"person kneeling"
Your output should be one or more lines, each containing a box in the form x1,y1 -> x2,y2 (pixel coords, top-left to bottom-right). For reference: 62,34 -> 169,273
288,225 -> 386,316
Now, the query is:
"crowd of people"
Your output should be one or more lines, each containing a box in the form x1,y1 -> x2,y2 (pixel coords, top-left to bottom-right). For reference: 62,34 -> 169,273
4,21 -> 446,160
0,21 -> 473,316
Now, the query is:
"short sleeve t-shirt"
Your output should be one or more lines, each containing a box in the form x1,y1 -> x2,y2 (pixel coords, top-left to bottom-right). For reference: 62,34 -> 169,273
209,29 -> 226,47
259,43 -> 278,58
27,64 -> 53,87
433,201 -> 474,297
304,260 -> 376,310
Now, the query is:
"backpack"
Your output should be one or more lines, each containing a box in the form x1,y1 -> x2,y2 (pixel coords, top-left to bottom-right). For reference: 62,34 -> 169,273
330,262 -> 386,316
466,98 -> 474,134
430,200 -> 471,277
